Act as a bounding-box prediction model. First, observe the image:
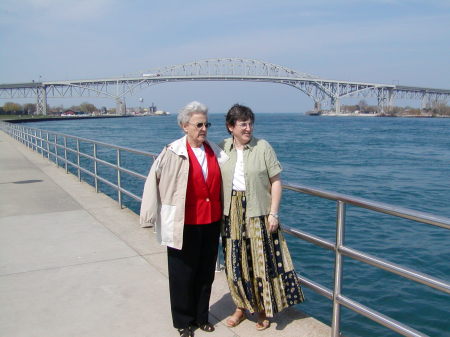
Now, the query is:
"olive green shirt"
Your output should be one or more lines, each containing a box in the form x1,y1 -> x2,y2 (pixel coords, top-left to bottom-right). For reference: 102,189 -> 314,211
219,137 -> 282,218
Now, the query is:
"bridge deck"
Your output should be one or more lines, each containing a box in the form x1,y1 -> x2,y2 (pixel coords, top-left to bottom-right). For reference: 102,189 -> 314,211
0,131 -> 331,337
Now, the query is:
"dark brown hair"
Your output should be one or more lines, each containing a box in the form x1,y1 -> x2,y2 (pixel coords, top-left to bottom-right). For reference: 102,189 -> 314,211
225,104 -> 255,134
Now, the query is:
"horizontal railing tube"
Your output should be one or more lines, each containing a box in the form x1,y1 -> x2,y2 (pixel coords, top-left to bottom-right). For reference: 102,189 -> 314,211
282,224 -> 335,251
337,295 -> 428,337
339,246 -> 450,295
283,183 -> 450,230
296,274 -> 333,300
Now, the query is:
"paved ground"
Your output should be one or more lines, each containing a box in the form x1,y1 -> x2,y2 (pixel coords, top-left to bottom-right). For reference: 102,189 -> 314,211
0,130 -> 331,337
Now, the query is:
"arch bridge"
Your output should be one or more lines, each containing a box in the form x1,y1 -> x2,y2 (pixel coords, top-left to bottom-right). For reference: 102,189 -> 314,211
1,58 -> 449,115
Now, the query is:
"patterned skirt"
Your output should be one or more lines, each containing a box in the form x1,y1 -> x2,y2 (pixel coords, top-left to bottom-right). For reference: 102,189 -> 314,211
221,190 -> 305,317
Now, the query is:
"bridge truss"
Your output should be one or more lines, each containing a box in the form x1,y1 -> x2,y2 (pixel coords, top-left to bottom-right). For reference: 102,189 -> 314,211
1,58 -> 449,115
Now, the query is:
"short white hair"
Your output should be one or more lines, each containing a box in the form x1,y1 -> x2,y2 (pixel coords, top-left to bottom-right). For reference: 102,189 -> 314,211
177,101 -> 208,127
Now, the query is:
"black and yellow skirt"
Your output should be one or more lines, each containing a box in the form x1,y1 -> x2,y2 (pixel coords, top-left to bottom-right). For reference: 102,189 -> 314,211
221,190 -> 305,317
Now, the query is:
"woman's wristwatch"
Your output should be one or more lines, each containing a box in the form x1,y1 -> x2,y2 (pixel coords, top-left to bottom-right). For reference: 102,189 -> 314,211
269,213 -> 279,219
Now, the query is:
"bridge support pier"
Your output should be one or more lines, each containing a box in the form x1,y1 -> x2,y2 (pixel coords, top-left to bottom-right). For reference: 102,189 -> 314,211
115,98 -> 126,115
377,87 -> 394,114
36,86 -> 47,115
332,98 -> 341,114
421,94 -> 429,110
313,101 -> 321,113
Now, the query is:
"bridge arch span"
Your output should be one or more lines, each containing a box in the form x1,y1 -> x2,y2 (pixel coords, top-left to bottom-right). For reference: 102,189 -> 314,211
137,58 -> 320,80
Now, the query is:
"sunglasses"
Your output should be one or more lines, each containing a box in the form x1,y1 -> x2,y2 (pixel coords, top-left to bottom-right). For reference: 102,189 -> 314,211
189,122 -> 212,129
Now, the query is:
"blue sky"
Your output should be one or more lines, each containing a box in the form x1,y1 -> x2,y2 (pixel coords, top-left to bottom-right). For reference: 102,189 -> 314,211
1,0 -> 449,113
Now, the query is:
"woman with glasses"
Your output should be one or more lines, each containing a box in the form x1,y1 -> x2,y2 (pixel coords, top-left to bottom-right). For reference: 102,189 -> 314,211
219,104 -> 304,331
140,101 -> 228,337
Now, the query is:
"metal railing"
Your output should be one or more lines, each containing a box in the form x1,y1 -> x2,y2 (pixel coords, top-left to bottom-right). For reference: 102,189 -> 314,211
1,121 -> 157,208
281,185 -> 450,337
2,121 -> 449,337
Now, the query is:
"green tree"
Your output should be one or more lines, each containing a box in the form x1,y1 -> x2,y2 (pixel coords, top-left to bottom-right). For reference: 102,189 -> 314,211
48,104 -> 64,115
23,103 -> 36,115
357,99 -> 369,113
2,102 -> 23,114
79,102 -> 97,114
429,99 -> 450,116
69,105 -> 81,112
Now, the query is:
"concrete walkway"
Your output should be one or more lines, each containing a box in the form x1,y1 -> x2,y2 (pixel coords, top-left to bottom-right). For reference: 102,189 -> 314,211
0,130 -> 331,337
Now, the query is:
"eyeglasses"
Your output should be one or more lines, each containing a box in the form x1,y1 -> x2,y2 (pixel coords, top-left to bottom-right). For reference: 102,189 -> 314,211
189,122 -> 211,129
236,122 -> 253,129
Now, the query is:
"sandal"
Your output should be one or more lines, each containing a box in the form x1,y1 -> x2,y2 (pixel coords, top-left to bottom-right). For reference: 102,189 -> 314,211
256,319 -> 270,331
177,327 -> 193,337
225,308 -> 246,327
256,313 -> 270,331
197,322 -> 215,332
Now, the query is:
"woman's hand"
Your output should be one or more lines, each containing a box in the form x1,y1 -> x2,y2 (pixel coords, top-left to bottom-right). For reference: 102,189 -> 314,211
268,214 -> 279,233
268,174 -> 282,233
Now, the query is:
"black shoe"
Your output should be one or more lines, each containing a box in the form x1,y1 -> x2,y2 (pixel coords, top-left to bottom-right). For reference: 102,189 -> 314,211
177,327 -> 193,337
197,322 -> 215,332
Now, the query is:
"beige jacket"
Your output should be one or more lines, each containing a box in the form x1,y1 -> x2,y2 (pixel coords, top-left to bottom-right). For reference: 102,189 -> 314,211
139,135 -> 229,250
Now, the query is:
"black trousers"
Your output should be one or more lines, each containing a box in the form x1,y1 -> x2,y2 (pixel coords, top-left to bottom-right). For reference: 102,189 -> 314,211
167,221 -> 220,329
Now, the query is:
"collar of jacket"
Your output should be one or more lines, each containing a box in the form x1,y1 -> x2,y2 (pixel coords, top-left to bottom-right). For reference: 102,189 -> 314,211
167,135 -> 188,157
167,135 -> 229,164
224,136 -> 257,152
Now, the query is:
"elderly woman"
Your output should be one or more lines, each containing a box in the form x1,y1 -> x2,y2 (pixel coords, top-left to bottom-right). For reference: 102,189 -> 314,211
140,101 -> 228,337
219,104 -> 304,331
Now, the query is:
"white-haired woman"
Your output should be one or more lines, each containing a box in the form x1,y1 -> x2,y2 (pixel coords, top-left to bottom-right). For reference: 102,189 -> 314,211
140,101 -> 228,337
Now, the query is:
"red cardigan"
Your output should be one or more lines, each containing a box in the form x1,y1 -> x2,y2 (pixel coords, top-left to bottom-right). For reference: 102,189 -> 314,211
184,142 -> 222,225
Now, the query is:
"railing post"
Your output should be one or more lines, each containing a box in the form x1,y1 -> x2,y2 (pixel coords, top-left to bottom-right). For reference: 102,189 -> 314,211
33,129 -> 37,151
25,128 -> 29,148
64,136 -> 68,173
40,130 -> 44,157
46,132 -> 50,159
29,128 -> 32,148
54,134 -> 58,166
76,139 -> 81,181
27,128 -> 31,148
116,149 -> 122,208
22,127 -> 26,146
93,144 -> 99,192
331,200 -> 346,337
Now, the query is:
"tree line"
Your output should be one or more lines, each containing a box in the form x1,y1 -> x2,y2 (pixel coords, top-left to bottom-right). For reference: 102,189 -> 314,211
342,99 -> 450,116
0,102 -> 112,115
2,100 -> 449,116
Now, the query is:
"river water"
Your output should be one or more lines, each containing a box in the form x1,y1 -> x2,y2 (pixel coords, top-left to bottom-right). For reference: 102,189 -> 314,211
24,114 -> 450,337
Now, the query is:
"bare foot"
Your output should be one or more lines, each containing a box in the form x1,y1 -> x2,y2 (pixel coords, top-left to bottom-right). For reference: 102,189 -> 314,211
225,308 -> 246,327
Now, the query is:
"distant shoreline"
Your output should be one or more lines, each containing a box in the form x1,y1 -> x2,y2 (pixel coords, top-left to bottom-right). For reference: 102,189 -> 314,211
3,115 -> 138,123
3,113 -> 450,123
311,112 -> 450,118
